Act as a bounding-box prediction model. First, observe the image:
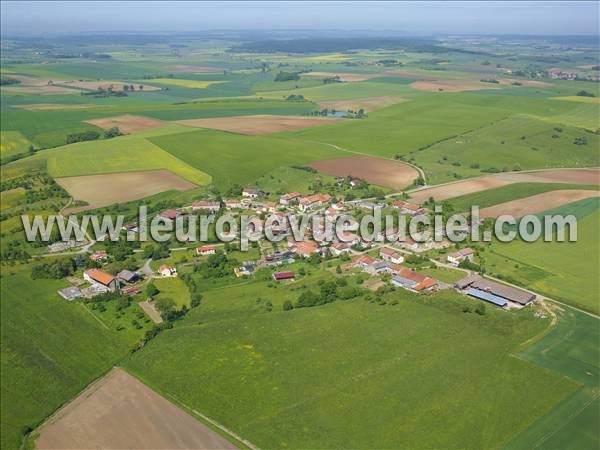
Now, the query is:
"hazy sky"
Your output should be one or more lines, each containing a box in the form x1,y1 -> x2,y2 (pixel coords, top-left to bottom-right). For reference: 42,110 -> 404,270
1,1 -> 598,36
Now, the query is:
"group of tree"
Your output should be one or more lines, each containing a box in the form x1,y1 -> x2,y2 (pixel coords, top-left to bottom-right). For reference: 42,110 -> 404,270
31,257 -> 77,279
193,252 -> 239,279
292,278 -> 362,309
274,71 -> 300,82
66,130 -> 101,144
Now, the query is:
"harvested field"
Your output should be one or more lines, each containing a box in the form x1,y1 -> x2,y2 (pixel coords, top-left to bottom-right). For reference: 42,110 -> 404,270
6,75 -> 70,86
303,71 -> 383,82
14,103 -> 96,111
410,79 -> 498,92
498,78 -> 553,88
478,190 -> 600,218
57,169 -> 196,213
166,65 -> 223,73
1,85 -> 79,95
318,96 -> 406,112
410,168 -> 600,203
178,114 -> 343,135
85,114 -> 165,134
308,155 -> 419,189
35,368 -> 238,450
60,80 -> 161,91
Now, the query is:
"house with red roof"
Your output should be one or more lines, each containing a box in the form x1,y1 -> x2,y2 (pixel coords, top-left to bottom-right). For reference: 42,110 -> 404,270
196,245 -> 216,256
158,265 -> 177,277
379,247 -> 404,264
298,194 -> 332,212
272,271 -> 295,281
280,192 -> 302,206
190,200 -> 220,212
83,269 -> 119,292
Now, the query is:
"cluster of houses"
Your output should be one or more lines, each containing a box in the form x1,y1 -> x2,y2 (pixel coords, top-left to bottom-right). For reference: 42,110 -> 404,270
57,253 -> 177,301
348,247 -> 440,294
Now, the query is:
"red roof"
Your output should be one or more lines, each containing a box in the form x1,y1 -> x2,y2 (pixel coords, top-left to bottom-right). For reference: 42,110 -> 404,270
159,265 -> 173,272
294,241 -> 319,256
351,254 -> 376,267
414,278 -> 438,292
273,271 -> 295,280
380,247 -> 400,258
281,192 -> 301,200
85,269 -> 116,286
159,209 -> 181,220
198,245 -> 215,252
396,267 -> 428,283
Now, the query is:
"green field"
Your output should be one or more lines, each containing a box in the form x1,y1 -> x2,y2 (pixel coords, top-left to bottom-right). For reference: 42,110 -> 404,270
153,277 -> 191,310
412,117 -> 600,184
150,128 -> 343,191
505,306 -> 599,449
125,280 -> 576,449
0,265 -> 148,449
16,125 -> 212,185
485,198 -> 600,314
0,131 -> 34,163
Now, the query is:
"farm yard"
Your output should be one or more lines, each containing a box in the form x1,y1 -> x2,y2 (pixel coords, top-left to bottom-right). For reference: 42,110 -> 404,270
0,27 -> 599,450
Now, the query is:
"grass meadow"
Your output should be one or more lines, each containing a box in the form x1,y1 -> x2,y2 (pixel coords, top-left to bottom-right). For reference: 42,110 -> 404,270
485,197 -> 600,314
0,265 -> 147,450
150,128 -> 343,191
125,280 -> 576,449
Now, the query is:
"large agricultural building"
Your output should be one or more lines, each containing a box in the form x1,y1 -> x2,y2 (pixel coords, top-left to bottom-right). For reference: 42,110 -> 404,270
455,275 -> 536,308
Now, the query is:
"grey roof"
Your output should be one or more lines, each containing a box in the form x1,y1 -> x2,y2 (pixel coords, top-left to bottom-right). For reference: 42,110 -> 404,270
117,269 -> 138,281
467,288 -> 507,307
58,286 -> 82,301
456,274 -> 535,305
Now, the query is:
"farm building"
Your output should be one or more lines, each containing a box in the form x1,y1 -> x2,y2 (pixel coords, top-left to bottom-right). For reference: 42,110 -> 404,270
379,247 -> 404,264
272,271 -> 295,281
58,286 -> 83,301
467,288 -> 508,308
298,193 -> 332,212
159,209 -> 183,221
392,200 -> 428,217
280,192 -> 302,205
83,269 -> 119,292
292,241 -> 320,258
190,200 -> 220,212
338,231 -> 360,246
89,251 -> 108,262
158,265 -> 177,277
242,187 -> 264,198
117,270 -> 139,284
331,242 -> 351,256
196,245 -> 216,256
392,268 -> 438,293
455,274 -> 536,307
350,254 -> 376,269
447,248 -> 475,266
224,199 -> 242,209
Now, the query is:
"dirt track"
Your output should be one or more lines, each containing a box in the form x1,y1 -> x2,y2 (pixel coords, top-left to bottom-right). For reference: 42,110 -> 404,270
86,114 -> 165,133
303,71 -> 383,82
309,155 -> 419,189
57,169 -> 196,213
35,368 -> 238,450
409,168 -> 600,203
478,190 -> 600,218
178,115 -> 343,135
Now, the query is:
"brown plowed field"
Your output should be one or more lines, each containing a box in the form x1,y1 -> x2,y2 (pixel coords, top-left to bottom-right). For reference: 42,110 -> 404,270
57,169 -> 196,213
308,155 -> 419,189
178,115 -> 343,135
409,168 -> 600,203
35,368 -> 238,450
478,190 -> 600,218
85,114 -> 165,133
410,79 -> 499,92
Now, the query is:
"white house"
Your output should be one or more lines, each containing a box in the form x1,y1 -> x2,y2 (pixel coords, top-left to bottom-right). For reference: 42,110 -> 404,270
158,265 -> 177,277
379,247 -> 404,264
447,248 -> 475,266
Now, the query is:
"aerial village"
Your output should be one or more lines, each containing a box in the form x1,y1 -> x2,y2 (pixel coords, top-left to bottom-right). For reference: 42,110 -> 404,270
54,179 -> 536,315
